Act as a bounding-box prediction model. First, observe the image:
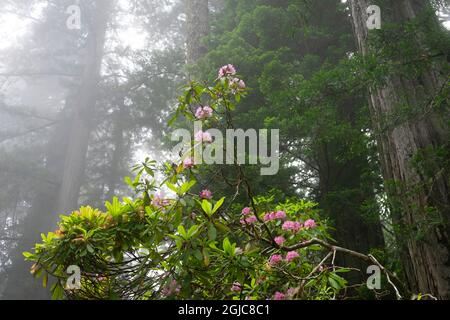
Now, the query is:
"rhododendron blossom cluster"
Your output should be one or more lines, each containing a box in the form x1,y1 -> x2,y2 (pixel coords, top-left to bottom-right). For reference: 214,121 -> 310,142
194,130 -> 213,143
304,219 -> 317,229
231,282 -> 242,292
218,64 -> 236,78
269,254 -> 283,266
269,251 -> 300,265
286,251 -> 300,263
195,106 -> 213,120
162,280 -> 181,297
263,210 -> 286,221
183,157 -> 195,169
240,215 -> 258,224
151,195 -> 170,208
230,77 -> 246,94
273,292 -> 285,300
274,236 -> 285,246
199,189 -> 213,199
282,220 -> 303,232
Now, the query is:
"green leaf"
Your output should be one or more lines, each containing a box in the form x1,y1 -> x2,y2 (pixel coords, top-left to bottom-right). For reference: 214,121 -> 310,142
187,225 -> 200,238
328,277 -> 340,290
207,224 -> 217,241
335,268 -> 352,273
203,248 -> 210,267
143,165 -> 154,177
42,272 -> 48,288
23,251 -> 33,259
179,180 -> 196,195
193,249 -> 203,261
329,273 -> 347,290
212,197 -> 225,214
178,225 -> 187,239
201,200 -> 213,216
51,282 -> 65,300
223,237 -> 232,255
175,238 -> 183,250
124,176 -> 133,188
166,182 -> 179,194
86,244 -> 94,254
214,221 -> 231,233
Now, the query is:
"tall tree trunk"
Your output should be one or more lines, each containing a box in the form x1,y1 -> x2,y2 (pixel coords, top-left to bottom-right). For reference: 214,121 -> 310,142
3,0 -> 113,299
57,0 -> 112,214
349,0 -> 450,298
106,106 -> 127,201
185,0 -> 209,65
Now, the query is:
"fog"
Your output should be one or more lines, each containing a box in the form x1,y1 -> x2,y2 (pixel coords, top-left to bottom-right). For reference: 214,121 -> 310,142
0,0 -> 190,299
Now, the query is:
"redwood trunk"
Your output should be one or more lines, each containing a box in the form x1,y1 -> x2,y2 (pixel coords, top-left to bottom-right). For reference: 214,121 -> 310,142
185,0 -> 209,65
349,0 -> 450,298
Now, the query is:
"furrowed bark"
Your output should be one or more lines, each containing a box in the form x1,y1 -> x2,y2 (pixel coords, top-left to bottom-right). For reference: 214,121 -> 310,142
349,0 -> 450,299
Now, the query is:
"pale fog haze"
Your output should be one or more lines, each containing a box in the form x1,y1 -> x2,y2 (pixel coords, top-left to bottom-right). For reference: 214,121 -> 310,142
0,0 -> 450,303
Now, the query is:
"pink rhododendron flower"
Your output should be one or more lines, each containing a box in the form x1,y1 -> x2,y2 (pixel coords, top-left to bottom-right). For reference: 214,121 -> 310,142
230,78 -> 246,93
273,292 -> 285,300
275,210 -> 286,219
269,254 -> 283,266
282,221 -> 302,232
183,157 -> 195,169
274,236 -> 286,246
286,251 -> 299,263
199,189 -> 213,199
203,106 -> 213,116
245,215 -> 258,224
162,280 -> 181,297
194,131 -> 213,143
304,219 -> 317,229
231,282 -> 242,292
263,212 -> 276,222
195,106 -> 213,120
151,195 -> 170,208
241,207 -> 252,215
218,64 -> 236,78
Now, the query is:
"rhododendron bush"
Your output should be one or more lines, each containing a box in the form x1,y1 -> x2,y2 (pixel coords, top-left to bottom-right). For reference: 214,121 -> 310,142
24,67 -> 401,300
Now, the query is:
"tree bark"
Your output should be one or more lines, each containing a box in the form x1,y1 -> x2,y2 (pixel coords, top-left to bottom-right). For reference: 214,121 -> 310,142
349,0 -> 450,298
185,0 -> 209,65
